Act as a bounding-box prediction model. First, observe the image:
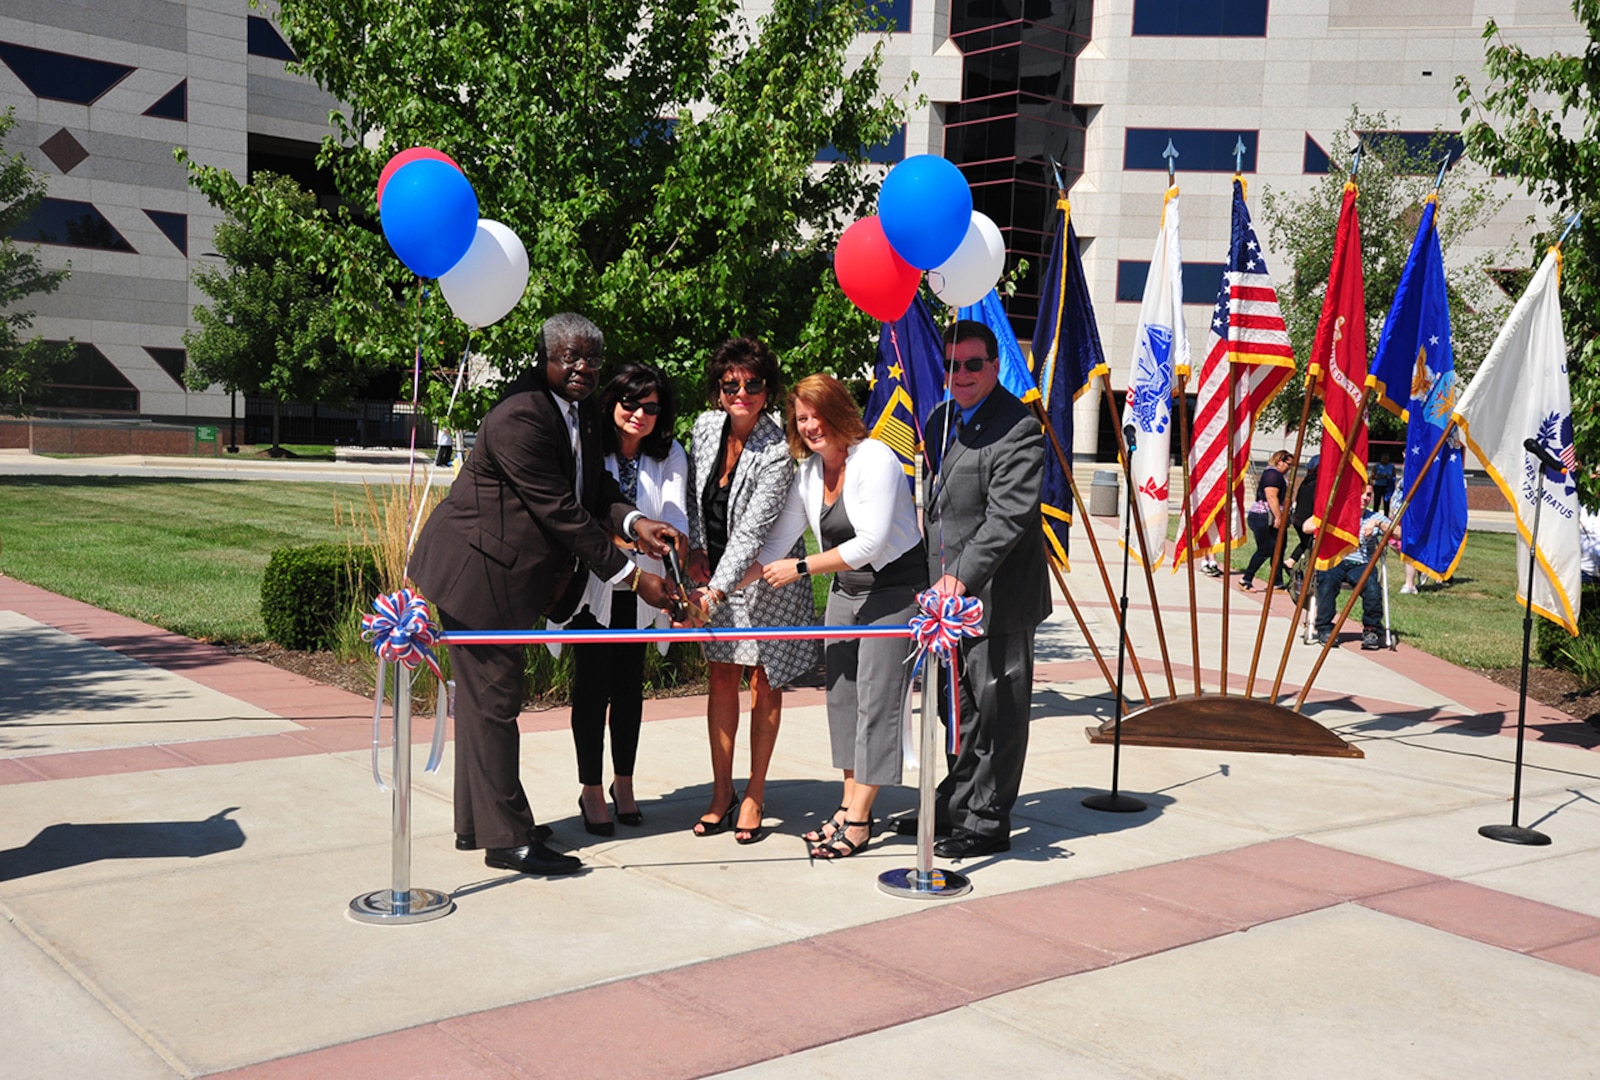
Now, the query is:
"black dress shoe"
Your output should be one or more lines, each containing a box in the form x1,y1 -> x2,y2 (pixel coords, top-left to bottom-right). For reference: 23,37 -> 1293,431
933,830 -> 1010,859
457,824 -> 552,850
892,816 -> 954,838
484,841 -> 582,876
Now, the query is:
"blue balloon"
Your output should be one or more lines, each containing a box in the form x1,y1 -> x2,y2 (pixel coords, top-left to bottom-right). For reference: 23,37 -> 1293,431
877,155 -> 973,270
379,159 -> 479,279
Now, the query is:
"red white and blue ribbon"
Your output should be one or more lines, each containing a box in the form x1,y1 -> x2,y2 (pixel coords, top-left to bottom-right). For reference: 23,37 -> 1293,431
362,588 -> 443,678
907,589 -> 984,756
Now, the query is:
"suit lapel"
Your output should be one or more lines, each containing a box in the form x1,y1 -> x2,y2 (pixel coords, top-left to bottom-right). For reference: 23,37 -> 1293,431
931,392 -> 1004,509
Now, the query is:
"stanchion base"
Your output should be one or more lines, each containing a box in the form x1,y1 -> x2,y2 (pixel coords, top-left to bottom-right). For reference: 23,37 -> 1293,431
877,867 -> 972,900
348,888 -> 455,924
1082,792 -> 1148,813
1478,824 -> 1551,846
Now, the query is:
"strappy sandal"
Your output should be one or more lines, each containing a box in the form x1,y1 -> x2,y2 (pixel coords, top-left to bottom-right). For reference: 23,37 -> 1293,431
800,806 -> 849,845
692,796 -> 738,837
811,820 -> 872,860
734,802 -> 766,845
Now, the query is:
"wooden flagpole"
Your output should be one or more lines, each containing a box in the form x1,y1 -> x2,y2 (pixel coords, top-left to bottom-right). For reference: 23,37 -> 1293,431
1174,373 -> 1203,696
1244,377 -> 1317,696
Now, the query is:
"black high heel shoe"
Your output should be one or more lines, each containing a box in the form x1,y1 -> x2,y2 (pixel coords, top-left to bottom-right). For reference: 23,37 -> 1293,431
693,795 -> 739,837
734,801 -> 766,845
610,783 -> 643,827
578,794 -> 615,837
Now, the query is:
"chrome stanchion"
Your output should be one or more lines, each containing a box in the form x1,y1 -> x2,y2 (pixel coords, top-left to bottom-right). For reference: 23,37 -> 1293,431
350,664 -> 455,924
878,660 -> 971,900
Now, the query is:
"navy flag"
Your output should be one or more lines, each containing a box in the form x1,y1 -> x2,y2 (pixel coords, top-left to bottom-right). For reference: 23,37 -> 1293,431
1369,194 -> 1468,581
866,293 -> 946,479
959,288 -> 1040,406
1030,195 -> 1109,566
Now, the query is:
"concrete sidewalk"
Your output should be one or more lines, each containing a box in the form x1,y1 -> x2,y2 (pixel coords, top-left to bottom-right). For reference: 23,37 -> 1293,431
2,515 -> 1598,1078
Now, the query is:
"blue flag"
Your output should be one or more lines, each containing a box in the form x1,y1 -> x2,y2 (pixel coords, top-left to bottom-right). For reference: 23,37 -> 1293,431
958,289 -> 1039,405
1368,195 -> 1467,581
866,293 -> 946,479
1028,198 -> 1108,565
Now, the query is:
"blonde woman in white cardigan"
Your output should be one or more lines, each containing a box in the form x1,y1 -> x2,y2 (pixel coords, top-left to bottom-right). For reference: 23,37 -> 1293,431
561,364 -> 688,835
747,373 -> 926,859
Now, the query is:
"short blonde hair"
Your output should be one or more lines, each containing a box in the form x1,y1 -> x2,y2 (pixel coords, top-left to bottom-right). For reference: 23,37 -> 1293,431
785,373 -> 866,458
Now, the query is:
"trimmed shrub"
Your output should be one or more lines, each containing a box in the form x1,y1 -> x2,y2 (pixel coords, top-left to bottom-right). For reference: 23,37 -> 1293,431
262,543 -> 380,651
1535,581 -> 1600,671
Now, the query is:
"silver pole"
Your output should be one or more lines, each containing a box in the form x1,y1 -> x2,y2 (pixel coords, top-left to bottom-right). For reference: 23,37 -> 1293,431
878,653 -> 971,899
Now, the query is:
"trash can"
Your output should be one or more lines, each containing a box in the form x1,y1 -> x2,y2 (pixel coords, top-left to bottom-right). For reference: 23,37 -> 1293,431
1089,469 -> 1120,517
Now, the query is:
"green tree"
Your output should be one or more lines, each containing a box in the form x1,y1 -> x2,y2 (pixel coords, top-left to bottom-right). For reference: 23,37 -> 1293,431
1258,110 -> 1508,438
182,0 -> 908,430
1456,0 -> 1600,508
0,108 -> 72,416
182,172 -> 383,451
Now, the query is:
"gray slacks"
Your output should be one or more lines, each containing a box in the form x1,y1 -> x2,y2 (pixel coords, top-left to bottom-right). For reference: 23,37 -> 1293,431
823,583 -> 919,787
935,625 -> 1036,840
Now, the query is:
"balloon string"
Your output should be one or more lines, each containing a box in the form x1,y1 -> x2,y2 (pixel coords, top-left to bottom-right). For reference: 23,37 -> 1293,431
404,281 -> 427,530
403,329 -> 473,582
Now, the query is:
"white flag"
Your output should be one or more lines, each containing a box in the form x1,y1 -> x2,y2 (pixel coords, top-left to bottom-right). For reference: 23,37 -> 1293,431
1121,186 -> 1189,566
1453,248 -> 1581,633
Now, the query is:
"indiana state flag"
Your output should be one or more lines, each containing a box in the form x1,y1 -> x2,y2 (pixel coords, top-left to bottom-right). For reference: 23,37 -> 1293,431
1121,184 -> 1189,566
1031,197 -> 1109,566
959,288 -> 1040,405
1369,193 -> 1468,581
867,293 -> 946,479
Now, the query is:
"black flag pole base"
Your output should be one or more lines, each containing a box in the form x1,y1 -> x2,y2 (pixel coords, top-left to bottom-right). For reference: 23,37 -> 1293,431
1082,791 -> 1148,813
1478,823 -> 1551,846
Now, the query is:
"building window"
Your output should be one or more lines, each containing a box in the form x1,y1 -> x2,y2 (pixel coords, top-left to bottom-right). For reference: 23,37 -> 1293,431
1357,130 -> 1465,173
144,79 -> 187,121
8,198 -> 136,253
1132,0 -> 1269,36
1124,129 -> 1257,173
0,41 -> 135,105
865,0 -> 911,32
247,16 -> 298,62
1116,260 -> 1229,303
1304,134 -> 1331,174
37,344 -> 139,413
817,124 -> 906,164
143,209 -> 188,255
144,348 -> 188,389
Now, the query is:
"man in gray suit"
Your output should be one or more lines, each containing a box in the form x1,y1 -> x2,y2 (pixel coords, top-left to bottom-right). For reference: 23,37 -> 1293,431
915,319 -> 1050,858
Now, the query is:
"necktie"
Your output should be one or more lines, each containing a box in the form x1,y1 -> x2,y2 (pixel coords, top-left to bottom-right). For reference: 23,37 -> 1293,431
567,404 -> 583,502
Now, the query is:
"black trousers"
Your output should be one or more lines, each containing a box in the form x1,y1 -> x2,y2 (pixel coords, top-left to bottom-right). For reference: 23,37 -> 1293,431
935,626 -> 1036,840
1241,517 -> 1284,587
569,595 -> 644,786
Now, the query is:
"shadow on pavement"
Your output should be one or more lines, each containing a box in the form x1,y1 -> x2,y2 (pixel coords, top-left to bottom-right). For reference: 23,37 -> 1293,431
0,806 -> 245,882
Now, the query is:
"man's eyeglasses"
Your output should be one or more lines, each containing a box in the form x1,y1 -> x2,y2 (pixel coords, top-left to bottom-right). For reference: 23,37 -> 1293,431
943,356 -> 992,374
619,398 -> 662,416
720,377 -> 767,397
553,353 -> 601,371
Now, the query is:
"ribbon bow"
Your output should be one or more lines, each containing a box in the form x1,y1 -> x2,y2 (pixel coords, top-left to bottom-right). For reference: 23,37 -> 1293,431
909,589 -> 984,661
361,588 -> 443,679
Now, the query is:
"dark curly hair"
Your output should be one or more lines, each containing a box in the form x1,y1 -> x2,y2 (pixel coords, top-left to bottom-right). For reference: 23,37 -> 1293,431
705,337 -> 784,406
597,363 -> 677,461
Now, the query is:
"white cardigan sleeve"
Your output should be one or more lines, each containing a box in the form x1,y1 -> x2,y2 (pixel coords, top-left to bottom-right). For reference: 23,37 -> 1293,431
836,438 -> 916,569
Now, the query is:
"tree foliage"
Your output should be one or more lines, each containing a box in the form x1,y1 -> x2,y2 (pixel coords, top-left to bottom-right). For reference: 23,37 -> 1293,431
1258,110 -> 1508,439
1457,1 -> 1600,508
0,108 -> 72,416
184,0 -> 907,429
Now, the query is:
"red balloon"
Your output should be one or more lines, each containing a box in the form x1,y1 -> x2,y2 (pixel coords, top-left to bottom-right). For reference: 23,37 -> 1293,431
376,147 -> 462,207
833,216 -> 920,323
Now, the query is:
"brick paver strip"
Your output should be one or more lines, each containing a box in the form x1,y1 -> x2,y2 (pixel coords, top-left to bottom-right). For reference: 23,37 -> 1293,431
211,839 -> 1600,1080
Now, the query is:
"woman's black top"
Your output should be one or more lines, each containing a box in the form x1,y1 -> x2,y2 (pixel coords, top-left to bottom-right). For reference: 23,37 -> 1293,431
1256,466 -> 1286,508
818,495 -> 927,597
702,418 -> 735,572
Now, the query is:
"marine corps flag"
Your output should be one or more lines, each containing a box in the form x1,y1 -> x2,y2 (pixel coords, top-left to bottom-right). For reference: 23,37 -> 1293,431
866,293 -> 945,479
1308,180 -> 1369,569
1030,197 -> 1108,566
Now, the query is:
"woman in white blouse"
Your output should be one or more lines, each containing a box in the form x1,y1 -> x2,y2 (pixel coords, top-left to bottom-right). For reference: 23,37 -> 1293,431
748,373 -> 926,859
563,364 -> 689,835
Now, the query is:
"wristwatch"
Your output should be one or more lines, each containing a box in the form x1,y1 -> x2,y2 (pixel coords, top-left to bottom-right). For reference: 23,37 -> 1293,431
796,559 -> 810,576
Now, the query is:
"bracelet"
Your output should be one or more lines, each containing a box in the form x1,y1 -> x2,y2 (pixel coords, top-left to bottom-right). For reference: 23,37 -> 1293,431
628,565 -> 643,591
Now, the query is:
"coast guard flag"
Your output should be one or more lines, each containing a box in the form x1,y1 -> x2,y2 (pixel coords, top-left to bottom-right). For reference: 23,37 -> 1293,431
866,293 -> 946,479
1031,197 -> 1109,566
959,289 -> 1040,406
1369,193 -> 1468,581
1453,248 -> 1581,633
1121,185 -> 1189,566
1308,181 -> 1370,569
1174,176 -> 1295,568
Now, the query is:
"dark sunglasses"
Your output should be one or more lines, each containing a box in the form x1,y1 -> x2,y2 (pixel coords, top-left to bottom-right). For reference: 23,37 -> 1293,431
943,356 -> 992,374
618,398 -> 662,416
720,377 -> 767,396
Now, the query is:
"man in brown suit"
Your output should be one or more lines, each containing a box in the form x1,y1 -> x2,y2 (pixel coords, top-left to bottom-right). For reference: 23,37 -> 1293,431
411,313 -> 681,875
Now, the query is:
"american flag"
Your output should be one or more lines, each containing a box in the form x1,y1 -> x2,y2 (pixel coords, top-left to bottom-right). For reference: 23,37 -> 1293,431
1562,441 -> 1579,473
1174,177 -> 1295,565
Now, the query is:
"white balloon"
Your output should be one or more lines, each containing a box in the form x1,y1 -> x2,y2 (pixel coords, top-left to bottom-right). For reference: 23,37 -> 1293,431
926,212 -> 1005,309
438,219 -> 530,328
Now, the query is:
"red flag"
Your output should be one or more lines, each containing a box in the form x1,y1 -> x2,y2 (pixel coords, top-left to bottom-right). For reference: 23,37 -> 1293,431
1309,181 -> 1369,569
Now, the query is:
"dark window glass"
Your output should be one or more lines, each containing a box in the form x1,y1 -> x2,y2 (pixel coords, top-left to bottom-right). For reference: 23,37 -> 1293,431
37,344 -> 138,413
952,0 -> 1092,39
144,347 -> 188,389
0,40 -> 134,105
1124,128 -> 1257,172
1357,130 -> 1465,173
247,16 -> 298,62
1115,260 -> 1228,303
864,0 -> 912,31
1132,0 -> 1269,36
1303,133 -> 1331,175
817,124 -> 906,164
144,79 -> 187,121
143,209 -> 188,255
8,197 -> 136,252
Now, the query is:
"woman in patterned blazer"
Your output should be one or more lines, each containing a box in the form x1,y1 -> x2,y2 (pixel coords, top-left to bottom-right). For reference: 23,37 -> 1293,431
686,338 -> 817,844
